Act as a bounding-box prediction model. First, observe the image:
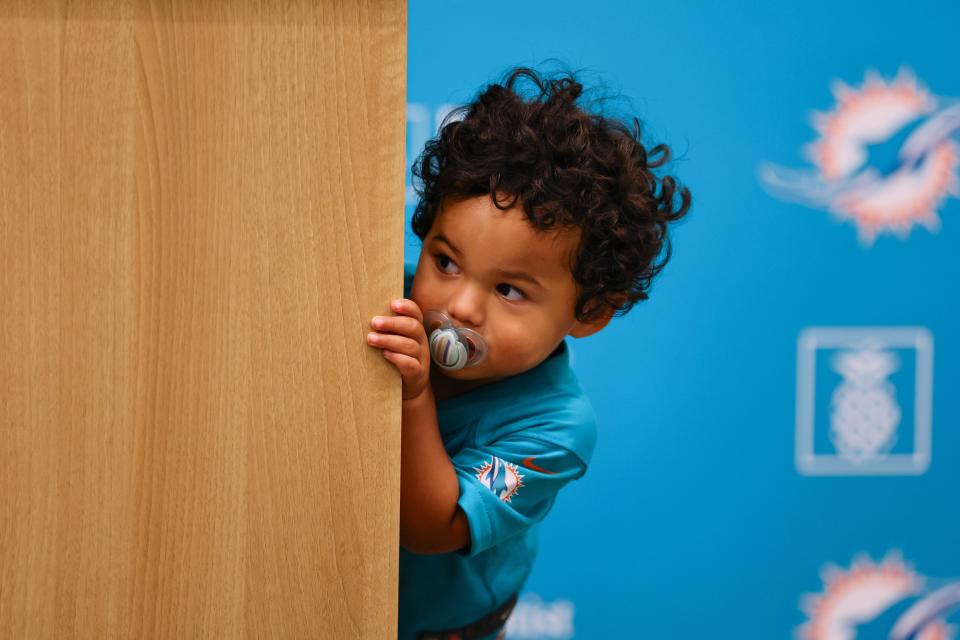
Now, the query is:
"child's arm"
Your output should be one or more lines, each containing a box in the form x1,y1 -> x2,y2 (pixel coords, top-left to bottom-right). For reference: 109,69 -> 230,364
400,388 -> 471,554
366,298 -> 470,554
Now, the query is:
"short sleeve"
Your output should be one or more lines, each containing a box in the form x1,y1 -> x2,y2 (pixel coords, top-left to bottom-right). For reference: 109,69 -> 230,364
452,435 -> 587,558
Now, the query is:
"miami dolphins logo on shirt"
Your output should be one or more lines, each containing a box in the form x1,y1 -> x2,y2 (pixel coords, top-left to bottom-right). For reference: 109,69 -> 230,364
475,456 -> 524,503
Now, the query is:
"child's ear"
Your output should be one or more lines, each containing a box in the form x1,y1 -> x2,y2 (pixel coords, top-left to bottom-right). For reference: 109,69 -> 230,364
568,293 -> 627,339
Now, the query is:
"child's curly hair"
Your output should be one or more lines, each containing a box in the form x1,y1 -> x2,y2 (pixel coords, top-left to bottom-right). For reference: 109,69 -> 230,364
411,66 -> 692,324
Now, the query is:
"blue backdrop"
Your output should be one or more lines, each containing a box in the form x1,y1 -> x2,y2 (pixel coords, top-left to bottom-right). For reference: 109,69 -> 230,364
405,2 -> 959,637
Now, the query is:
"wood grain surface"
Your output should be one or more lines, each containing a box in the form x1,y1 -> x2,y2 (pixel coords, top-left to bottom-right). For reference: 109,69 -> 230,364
0,1 -> 406,637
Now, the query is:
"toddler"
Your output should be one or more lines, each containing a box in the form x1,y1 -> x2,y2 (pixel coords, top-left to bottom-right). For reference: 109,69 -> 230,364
365,66 -> 691,640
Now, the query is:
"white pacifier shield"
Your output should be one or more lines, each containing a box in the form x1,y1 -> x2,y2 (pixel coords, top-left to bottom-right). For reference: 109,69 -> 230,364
423,309 -> 488,372
429,327 -> 470,370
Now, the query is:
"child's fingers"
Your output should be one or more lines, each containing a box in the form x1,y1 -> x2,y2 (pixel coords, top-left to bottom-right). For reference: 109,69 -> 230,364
388,298 -> 423,323
370,314 -> 425,340
366,332 -> 421,359
381,350 -> 423,376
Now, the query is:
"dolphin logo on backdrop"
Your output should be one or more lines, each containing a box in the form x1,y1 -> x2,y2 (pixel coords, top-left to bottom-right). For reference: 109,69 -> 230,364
797,551 -> 960,640
759,68 -> 960,246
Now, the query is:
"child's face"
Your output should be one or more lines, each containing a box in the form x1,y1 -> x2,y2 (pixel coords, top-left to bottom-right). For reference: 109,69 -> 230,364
410,195 -> 612,385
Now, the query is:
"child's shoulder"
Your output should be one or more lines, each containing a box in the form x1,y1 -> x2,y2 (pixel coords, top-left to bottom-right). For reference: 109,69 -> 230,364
473,354 -> 599,467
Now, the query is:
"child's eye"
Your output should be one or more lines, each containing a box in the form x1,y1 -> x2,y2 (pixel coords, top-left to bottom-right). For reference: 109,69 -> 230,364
436,254 -> 459,274
435,253 -> 524,301
496,283 -> 525,301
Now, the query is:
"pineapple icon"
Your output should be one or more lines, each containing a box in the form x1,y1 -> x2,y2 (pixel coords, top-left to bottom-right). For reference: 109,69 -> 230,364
829,347 -> 902,464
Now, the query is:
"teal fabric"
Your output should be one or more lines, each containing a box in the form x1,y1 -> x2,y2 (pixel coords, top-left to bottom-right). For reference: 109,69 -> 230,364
398,261 -> 598,639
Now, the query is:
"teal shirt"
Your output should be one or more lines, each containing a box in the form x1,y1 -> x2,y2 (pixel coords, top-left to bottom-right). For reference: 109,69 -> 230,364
398,262 -> 598,639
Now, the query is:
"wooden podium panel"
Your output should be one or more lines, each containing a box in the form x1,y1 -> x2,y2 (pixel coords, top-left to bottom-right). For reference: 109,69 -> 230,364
0,1 -> 406,637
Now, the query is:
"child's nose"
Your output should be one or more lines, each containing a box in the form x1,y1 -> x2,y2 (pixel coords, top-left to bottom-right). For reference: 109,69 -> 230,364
446,281 -> 484,329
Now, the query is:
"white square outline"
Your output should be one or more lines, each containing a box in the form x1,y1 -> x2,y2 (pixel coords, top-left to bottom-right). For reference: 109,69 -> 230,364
795,327 -> 934,476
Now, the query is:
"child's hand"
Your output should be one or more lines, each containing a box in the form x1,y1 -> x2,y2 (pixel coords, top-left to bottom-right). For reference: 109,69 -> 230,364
366,299 -> 431,401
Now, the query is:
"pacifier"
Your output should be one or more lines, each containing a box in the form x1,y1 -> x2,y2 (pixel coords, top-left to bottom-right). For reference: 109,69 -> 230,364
423,309 -> 488,371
